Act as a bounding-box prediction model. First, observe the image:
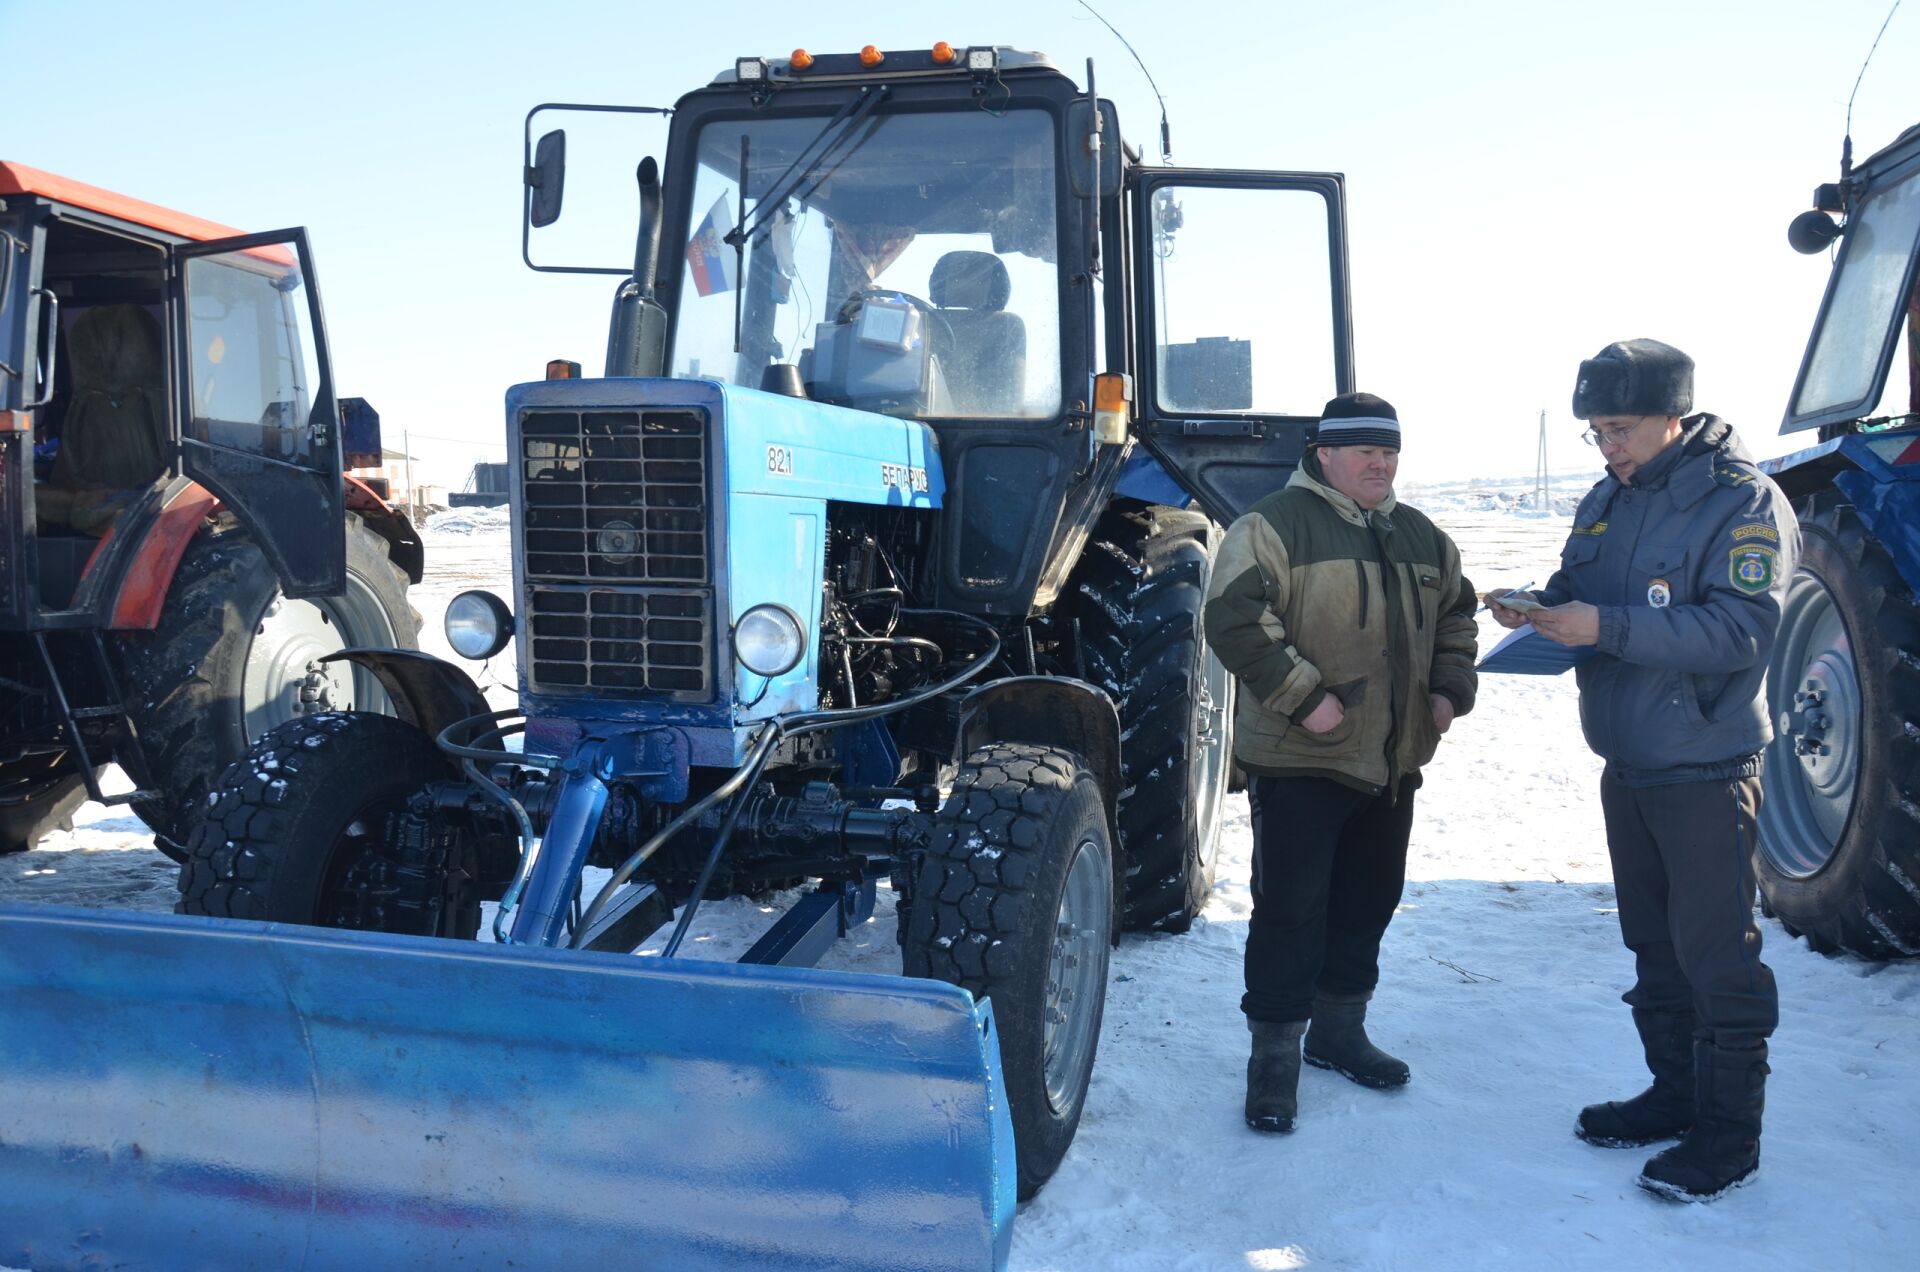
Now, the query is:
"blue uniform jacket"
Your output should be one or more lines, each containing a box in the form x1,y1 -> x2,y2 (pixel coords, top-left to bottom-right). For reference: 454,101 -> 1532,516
1536,415 -> 1799,786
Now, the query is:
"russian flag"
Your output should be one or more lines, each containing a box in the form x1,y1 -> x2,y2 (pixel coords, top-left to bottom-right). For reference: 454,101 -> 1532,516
686,195 -> 738,297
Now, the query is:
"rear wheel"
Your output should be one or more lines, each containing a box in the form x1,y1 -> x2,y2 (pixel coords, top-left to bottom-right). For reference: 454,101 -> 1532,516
1069,503 -> 1234,931
900,742 -> 1114,1199
116,514 -> 418,862
175,711 -> 477,938
1757,497 -> 1920,957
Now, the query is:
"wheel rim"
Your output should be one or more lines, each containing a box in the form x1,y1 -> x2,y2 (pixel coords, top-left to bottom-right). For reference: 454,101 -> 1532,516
1761,564 -> 1862,876
1042,833 -> 1111,1116
242,573 -> 399,741
1191,652 -> 1236,871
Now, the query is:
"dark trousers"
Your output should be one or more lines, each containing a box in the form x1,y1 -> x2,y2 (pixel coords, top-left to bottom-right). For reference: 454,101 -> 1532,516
1600,771 -> 1779,1046
1243,773 -> 1417,1023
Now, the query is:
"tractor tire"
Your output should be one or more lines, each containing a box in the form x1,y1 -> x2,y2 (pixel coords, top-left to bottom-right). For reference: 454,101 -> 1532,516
900,742 -> 1114,1200
1757,497 -> 1920,958
0,768 -> 93,855
115,514 -> 418,863
175,711 -> 477,938
1070,503 -> 1235,932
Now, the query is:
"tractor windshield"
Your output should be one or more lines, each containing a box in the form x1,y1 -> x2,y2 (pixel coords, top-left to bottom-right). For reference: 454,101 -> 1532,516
670,107 -> 1062,420
1791,162 -> 1920,429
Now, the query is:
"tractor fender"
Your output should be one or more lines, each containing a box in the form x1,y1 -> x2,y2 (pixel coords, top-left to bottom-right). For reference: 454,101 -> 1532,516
320,649 -> 494,750
1763,429 -> 1920,597
345,475 -> 424,584
104,481 -> 221,629
954,675 -> 1123,863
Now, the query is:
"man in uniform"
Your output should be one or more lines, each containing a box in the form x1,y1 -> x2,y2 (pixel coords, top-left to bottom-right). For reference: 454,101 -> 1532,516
1488,338 -> 1798,1201
1203,392 -> 1479,1135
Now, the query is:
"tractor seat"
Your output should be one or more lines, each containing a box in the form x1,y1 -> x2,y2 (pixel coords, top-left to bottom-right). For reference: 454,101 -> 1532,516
928,251 -> 1026,416
37,304 -> 170,536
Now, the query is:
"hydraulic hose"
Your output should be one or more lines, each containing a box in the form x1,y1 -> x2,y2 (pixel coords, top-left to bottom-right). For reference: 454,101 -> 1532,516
571,609 -> 1001,949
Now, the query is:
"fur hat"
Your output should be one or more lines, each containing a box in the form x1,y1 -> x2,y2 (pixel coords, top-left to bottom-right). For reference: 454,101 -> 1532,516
1572,339 -> 1693,419
1312,391 -> 1400,449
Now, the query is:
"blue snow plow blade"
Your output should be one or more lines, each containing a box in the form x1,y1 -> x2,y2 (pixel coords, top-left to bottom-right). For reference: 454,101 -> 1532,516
0,904 -> 1015,1272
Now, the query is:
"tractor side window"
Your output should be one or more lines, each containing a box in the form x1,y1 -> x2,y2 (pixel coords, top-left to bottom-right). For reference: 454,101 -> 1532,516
183,250 -> 320,462
670,108 -> 1062,420
1795,166 -> 1920,420
1148,184 -> 1336,416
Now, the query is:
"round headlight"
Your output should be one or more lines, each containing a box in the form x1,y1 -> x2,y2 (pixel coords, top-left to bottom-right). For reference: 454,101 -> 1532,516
734,604 -> 806,677
445,590 -> 514,661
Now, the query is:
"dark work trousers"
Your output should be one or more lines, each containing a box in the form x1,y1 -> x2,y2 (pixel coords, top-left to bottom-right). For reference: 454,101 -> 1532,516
1243,773 -> 1418,1023
1600,770 -> 1778,1046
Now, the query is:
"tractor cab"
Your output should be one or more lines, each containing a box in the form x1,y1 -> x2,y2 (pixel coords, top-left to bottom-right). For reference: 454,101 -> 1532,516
525,45 -> 1355,611
0,162 -> 350,621
1781,121 -> 1920,439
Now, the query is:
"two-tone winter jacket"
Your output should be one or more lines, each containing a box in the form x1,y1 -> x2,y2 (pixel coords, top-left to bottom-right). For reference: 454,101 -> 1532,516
1202,458 -> 1479,795
1534,414 -> 1798,786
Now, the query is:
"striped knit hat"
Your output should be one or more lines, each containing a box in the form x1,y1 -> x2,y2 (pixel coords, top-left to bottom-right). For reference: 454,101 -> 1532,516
1312,391 -> 1400,449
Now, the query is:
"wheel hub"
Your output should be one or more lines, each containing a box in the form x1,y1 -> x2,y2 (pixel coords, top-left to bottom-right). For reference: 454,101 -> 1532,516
1761,566 -> 1862,874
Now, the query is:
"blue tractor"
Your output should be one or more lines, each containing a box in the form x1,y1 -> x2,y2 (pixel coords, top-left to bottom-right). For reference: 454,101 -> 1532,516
3,46 -> 1357,1270
1758,121 -> 1920,959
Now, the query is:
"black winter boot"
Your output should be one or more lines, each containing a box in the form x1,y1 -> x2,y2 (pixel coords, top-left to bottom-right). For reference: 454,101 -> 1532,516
1637,1041 -> 1768,1202
1303,992 -> 1410,1089
1577,1009 -> 1696,1147
1246,1020 -> 1308,1133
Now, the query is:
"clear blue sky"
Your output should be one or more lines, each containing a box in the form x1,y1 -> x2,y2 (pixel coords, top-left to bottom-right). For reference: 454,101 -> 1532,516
6,0 -> 1913,483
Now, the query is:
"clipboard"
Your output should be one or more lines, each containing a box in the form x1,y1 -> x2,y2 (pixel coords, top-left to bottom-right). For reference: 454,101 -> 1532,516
1476,625 -> 1596,675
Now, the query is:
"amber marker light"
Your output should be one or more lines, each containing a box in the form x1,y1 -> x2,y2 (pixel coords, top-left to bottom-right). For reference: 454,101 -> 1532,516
931,41 -> 956,64
546,359 -> 581,380
1092,372 -> 1132,445
860,44 -> 885,66
790,48 -> 814,70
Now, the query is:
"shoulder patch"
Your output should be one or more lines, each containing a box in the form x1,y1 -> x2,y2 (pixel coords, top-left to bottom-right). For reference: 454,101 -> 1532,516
1571,521 -> 1608,536
1714,465 -> 1758,488
1731,522 -> 1779,544
1729,545 -> 1778,593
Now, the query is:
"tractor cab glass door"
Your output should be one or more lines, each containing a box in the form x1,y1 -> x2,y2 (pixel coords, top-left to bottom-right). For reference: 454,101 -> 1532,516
175,229 -> 344,597
1785,155 -> 1920,434
1131,170 -> 1352,523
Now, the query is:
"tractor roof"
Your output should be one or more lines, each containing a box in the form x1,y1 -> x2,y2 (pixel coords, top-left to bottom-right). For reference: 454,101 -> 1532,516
0,160 -> 249,242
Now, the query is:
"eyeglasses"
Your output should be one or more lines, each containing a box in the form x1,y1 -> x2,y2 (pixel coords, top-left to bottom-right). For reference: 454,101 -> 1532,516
1580,419 -> 1646,447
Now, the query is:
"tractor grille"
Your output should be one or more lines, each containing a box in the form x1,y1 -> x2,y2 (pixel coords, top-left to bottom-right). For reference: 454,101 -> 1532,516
518,408 -> 713,698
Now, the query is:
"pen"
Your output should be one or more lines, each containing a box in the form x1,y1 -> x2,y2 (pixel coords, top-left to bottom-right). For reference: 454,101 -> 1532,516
1476,580 -> 1535,615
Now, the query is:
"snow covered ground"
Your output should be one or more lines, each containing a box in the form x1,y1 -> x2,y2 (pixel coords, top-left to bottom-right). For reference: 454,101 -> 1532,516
4,497 -> 1918,1271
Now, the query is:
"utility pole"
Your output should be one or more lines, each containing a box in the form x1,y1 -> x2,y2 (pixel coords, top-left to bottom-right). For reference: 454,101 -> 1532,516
404,429 -> 417,526
1535,409 -> 1549,512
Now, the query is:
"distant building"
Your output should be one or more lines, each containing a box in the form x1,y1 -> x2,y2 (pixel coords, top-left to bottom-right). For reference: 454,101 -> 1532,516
348,446 -> 417,504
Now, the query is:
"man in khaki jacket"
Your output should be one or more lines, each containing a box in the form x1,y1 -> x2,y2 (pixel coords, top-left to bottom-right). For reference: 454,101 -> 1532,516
1203,391 -> 1478,1133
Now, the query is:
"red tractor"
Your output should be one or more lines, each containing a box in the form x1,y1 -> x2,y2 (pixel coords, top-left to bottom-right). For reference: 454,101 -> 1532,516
0,162 -> 420,857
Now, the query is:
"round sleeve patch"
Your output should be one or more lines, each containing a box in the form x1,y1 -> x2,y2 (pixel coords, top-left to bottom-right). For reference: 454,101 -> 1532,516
1729,545 -> 1777,593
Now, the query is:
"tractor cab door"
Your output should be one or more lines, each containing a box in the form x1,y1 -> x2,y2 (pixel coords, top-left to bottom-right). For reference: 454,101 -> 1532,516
173,228 -> 344,597
1129,169 -> 1353,523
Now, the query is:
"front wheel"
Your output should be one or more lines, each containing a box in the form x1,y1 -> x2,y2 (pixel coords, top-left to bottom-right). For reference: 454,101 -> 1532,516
1756,497 -> 1920,958
175,712 -> 478,938
899,742 -> 1114,1200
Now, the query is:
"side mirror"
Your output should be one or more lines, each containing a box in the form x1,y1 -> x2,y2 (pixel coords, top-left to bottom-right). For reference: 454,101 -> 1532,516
528,130 -> 567,229
1065,99 -> 1123,199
